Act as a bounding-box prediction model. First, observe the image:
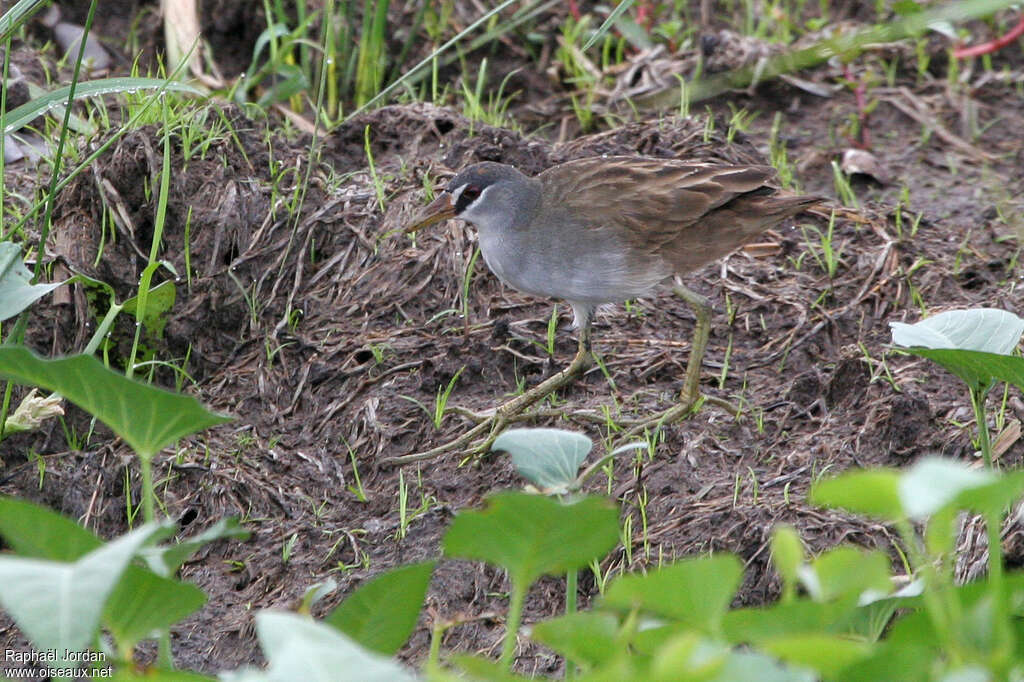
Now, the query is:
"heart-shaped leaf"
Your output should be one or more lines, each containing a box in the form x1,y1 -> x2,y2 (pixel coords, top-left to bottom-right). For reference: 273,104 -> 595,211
492,428 -> 593,493
601,555 -> 742,632
890,309 -> 1024,355
443,492 -> 619,588
0,241 -> 65,321
891,309 -> 1024,392
898,457 -> 997,520
0,521 -> 171,660
0,347 -> 231,459
325,560 -> 435,656
247,611 -> 417,682
810,469 -> 903,521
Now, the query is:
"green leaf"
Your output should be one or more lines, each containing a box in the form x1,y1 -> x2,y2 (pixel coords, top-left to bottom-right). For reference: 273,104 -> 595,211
890,308 -> 1024,355
601,555 -> 742,631
760,634 -> 873,677
649,633 -> 728,680
650,634 -> 817,682
896,348 -> 1024,393
836,641 -> 935,682
800,547 -> 892,603
891,309 -> 1024,392
492,428 -> 592,493
898,457 -> 997,520
951,470 -> 1024,516
0,0 -> 48,41
771,525 -> 804,592
122,280 -> 176,338
3,78 -> 203,136
0,241 -> 65,321
104,567 -> 206,649
442,492 -> 619,588
0,497 -> 211,649
810,469 -> 903,520
723,599 -> 860,642
0,521 -> 171,660
251,611 -> 417,682
0,347 -> 231,458
139,517 -> 250,577
529,611 -> 621,668
706,651 -> 816,682
324,560 -> 435,656
0,496 -> 101,560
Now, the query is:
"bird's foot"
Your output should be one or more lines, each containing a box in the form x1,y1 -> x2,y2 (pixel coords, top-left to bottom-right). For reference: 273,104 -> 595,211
384,355 -> 588,465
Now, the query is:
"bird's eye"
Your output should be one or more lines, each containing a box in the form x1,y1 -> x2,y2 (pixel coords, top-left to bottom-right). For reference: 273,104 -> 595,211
461,185 -> 482,201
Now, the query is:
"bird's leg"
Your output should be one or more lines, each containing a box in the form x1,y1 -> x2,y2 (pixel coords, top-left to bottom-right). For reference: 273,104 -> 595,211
617,284 -> 717,442
675,284 -> 711,407
386,311 -> 594,464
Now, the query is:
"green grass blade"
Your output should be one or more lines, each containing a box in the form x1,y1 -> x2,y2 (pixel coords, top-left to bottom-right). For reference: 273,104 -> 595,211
3,77 -> 202,136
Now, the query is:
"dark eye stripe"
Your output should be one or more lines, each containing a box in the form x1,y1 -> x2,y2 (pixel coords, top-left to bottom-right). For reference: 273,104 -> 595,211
455,184 -> 482,214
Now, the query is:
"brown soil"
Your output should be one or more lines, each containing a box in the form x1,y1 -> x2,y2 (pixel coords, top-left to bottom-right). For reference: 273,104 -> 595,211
2,2 -> 1023,676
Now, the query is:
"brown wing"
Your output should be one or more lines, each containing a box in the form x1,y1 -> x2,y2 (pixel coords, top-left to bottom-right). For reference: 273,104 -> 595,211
538,156 -> 816,273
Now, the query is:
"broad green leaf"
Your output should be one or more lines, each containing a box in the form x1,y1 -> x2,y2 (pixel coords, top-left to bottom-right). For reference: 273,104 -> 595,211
890,309 -> 1024,355
799,547 -> 892,603
837,641 -> 935,682
895,348 -> 1024,393
0,496 -> 100,560
492,428 -> 592,493
252,611 -> 417,682
723,599 -> 860,642
898,457 -> 997,520
810,469 -> 902,520
0,497 -> 212,648
122,280 -> 176,338
950,469 -> 1024,516
771,525 -> 804,592
0,347 -> 231,458
442,492 -> 619,587
139,517 -> 250,577
324,560 -> 435,656
529,611 -> 621,667
761,634 -> 873,677
704,650 -> 816,682
0,241 -> 65,321
891,309 -> 1024,392
601,555 -> 742,631
3,78 -> 202,136
104,567 -> 206,649
0,521 -> 170,659
649,633 -> 728,679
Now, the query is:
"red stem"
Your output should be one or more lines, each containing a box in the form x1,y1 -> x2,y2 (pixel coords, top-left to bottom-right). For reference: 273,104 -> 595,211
568,0 -> 581,22
953,12 -> 1024,58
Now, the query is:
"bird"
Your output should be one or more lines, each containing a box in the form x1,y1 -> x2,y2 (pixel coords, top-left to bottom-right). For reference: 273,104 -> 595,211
400,155 -> 820,460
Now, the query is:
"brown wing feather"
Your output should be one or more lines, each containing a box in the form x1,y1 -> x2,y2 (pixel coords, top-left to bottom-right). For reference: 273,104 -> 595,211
537,156 -> 816,273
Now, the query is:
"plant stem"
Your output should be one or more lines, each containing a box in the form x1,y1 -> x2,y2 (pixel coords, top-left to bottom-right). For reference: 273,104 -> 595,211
426,621 -> 445,675
986,507 -> 1010,674
970,387 -> 994,468
565,570 -> 578,681
140,455 -> 156,523
500,579 -> 528,670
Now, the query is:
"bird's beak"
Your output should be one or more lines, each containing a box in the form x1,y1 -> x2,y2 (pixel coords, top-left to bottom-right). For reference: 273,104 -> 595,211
406,192 -> 455,234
